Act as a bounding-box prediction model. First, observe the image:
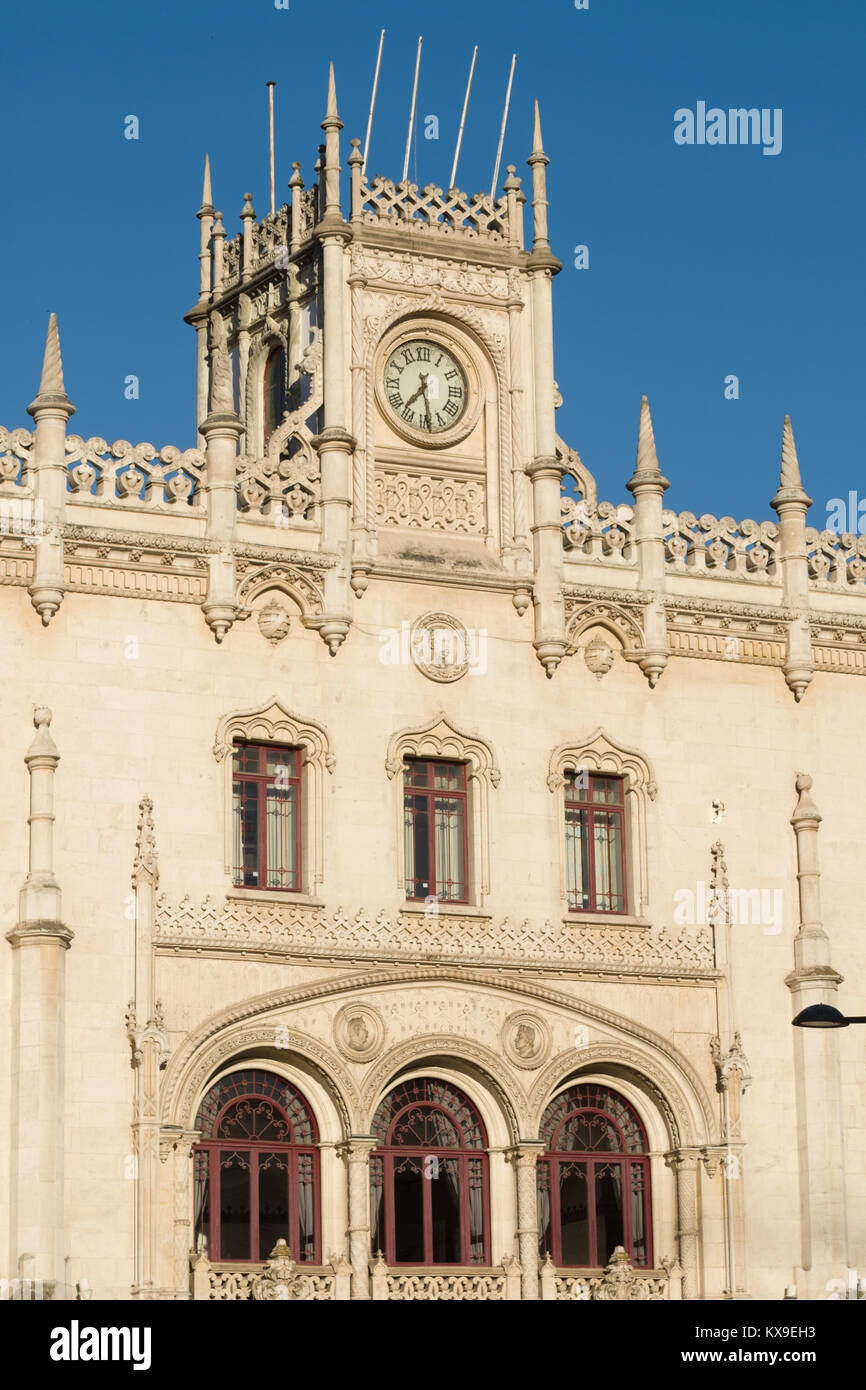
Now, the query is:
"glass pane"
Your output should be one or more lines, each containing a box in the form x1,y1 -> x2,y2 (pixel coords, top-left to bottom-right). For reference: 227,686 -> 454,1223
434,795 -> 465,901
468,1158 -> 485,1266
593,811 -> 624,912
393,1157 -> 424,1263
631,1163 -> 647,1266
559,1162 -> 589,1265
592,776 -> 621,805
266,784 -> 297,890
219,1152 -> 251,1261
194,1150 -> 210,1255
431,1158 -> 461,1264
298,1153 -> 316,1262
238,780 -> 259,887
565,806 -> 589,910
594,1162 -> 624,1263
234,744 -> 260,774
537,1161 -> 552,1257
433,762 -> 462,790
370,1155 -> 385,1256
266,746 -> 296,778
258,1152 -> 290,1260
404,794 -> 430,898
404,760 -> 428,787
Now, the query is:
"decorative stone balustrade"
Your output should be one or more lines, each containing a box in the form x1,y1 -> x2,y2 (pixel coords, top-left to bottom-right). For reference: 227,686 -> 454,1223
236,448 -> 321,523
662,510 -> 778,580
354,175 -> 509,244
562,494 -> 635,564
377,1269 -> 510,1301
542,1248 -> 677,1300
806,528 -> 866,590
191,1245 -> 341,1300
65,437 -> 206,511
0,426 -> 33,492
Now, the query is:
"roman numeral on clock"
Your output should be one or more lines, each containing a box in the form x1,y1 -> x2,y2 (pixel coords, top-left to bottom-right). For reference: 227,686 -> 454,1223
388,392 -> 402,410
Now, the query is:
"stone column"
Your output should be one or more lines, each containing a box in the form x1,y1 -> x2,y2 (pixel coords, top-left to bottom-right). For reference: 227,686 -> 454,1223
25,314 -> 74,626
771,417 -> 814,701
787,773 -> 847,1295
7,707 -> 73,1300
200,324 -> 242,642
338,1137 -> 376,1300
665,1150 -> 700,1300
127,797 -> 169,1299
526,103 -> 566,677
508,1142 -> 544,1300
313,63 -> 355,656
626,396 -> 670,687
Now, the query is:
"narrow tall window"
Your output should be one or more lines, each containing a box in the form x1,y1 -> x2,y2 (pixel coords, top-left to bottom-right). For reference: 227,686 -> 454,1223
232,741 -> 301,892
370,1077 -> 489,1267
194,1069 -> 320,1264
537,1084 -> 651,1269
564,773 -> 627,914
263,347 -> 286,445
403,759 -> 468,903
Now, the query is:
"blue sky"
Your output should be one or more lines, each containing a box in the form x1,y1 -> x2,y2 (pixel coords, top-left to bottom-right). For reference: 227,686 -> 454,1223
2,0 -> 863,524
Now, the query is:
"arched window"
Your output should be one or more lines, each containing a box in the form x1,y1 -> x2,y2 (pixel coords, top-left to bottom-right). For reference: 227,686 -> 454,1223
537,1083 -> 651,1268
370,1077 -> 489,1267
263,347 -> 286,445
194,1069 -> 319,1264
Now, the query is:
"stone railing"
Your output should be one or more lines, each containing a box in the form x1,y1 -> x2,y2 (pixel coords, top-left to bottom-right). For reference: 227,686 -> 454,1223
250,206 -> 291,269
542,1248 -> 679,1301
562,495 -> 635,564
371,1254 -> 517,1301
236,449 -> 321,523
355,175 -> 509,244
662,510 -> 778,580
65,437 -> 206,511
806,528 -> 866,591
0,426 -> 32,493
154,895 -> 716,978
191,1243 -> 344,1300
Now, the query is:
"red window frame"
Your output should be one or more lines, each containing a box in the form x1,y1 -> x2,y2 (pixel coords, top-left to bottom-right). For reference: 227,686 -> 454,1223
564,771 -> 628,914
194,1072 -> 321,1265
537,1084 -> 652,1269
232,740 -> 302,893
403,758 -> 469,904
370,1079 -> 490,1267
263,347 -> 286,445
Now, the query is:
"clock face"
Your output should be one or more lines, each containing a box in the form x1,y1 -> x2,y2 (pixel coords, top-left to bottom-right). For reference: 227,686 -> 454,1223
383,339 -> 467,435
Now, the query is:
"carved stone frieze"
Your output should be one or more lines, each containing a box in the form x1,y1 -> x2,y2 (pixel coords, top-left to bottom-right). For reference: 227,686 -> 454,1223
352,246 -> 510,300
374,469 -> 486,535
153,894 -> 715,977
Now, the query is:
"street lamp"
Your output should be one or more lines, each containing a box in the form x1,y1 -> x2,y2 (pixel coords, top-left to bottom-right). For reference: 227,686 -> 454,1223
792,1004 -> 866,1028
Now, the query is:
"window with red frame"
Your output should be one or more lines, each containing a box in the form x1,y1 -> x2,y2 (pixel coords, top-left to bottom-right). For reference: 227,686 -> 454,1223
370,1078 -> 489,1266
403,758 -> 468,903
564,772 -> 627,913
232,741 -> 301,892
537,1084 -> 651,1268
193,1069 -> 320,1264
263,347 -> 286,445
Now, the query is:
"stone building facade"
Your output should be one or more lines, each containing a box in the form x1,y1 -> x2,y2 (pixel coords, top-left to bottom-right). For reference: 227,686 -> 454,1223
1,67 -> 864,1302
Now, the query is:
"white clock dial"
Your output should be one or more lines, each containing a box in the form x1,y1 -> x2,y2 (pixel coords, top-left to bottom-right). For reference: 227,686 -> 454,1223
383,339 -> 467,435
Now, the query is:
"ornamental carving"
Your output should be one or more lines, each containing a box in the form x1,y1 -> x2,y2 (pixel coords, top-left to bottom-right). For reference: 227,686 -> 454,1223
374,469 -> 486,534
501,1012 -> 552,1070
333,1003 -> 385,1063
583,634 -> 615,680
256,596 -> 292,645
409,612 -> 473,682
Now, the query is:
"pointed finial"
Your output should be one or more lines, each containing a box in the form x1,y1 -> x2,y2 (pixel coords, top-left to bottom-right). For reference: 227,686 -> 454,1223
635,396 -> 660,473
780,414 -> 801,488
39,313 -> 65,396
28,313 -> 75,419
532,99 -> 545,158
202,153 -> 212,208
322,61 -> 342,131
241,191 -> 255,221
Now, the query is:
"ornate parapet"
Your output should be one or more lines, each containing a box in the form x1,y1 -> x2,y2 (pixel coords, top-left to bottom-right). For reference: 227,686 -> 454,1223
376,1269 -> 510,1301
354,175 -> 509,245
154,894 -> 715,979
663,510 -> 778,580
548,1250 -> 672,1301
191,1245 -> 341,1301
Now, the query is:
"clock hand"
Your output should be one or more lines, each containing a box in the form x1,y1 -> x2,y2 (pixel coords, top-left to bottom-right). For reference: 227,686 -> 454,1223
418,372 -> 433,429
404,382 -> 425,407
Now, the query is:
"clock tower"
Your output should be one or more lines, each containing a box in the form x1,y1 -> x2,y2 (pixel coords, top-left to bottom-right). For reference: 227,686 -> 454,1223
185,67 -> 568,674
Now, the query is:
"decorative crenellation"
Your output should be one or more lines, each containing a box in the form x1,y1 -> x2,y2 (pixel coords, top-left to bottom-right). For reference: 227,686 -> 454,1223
65,437 -> 206,510
662,510 -> 778,579
153,895 -> 715,976
354,175 -> 509,244
0,425 -> 33,490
